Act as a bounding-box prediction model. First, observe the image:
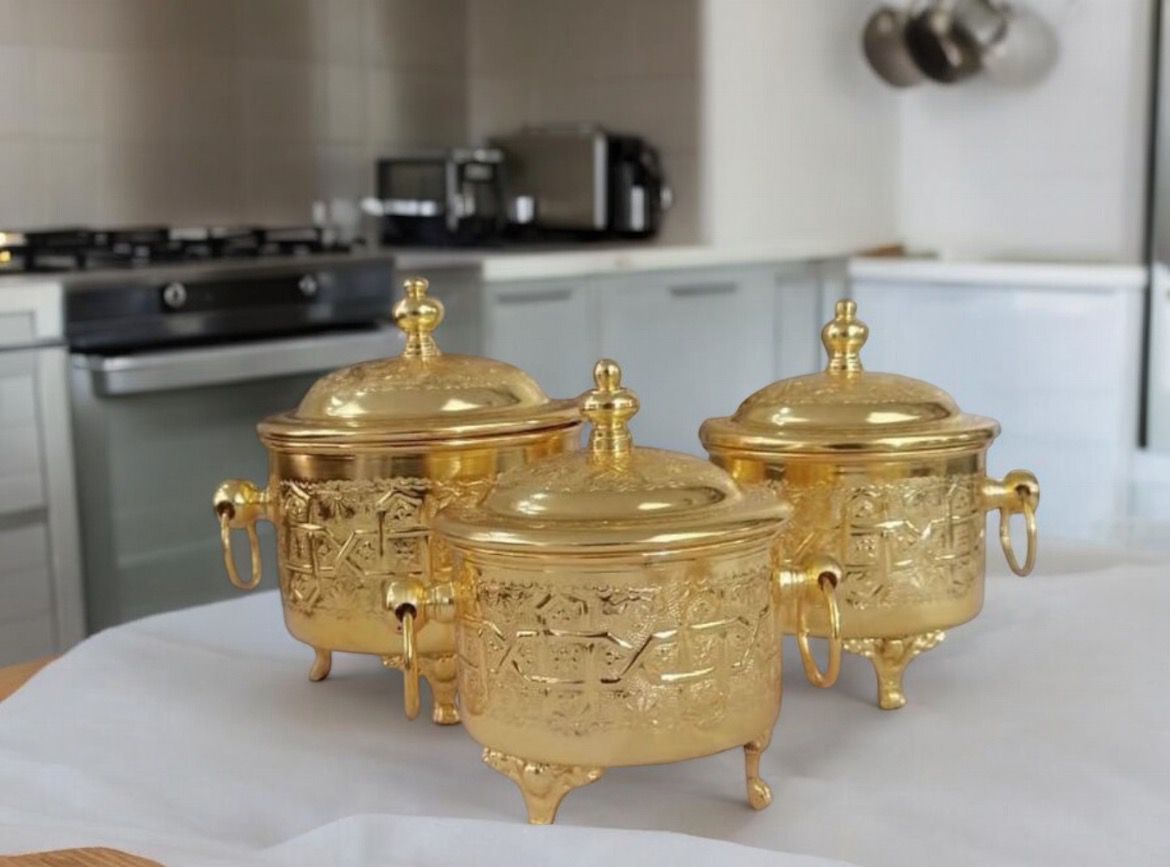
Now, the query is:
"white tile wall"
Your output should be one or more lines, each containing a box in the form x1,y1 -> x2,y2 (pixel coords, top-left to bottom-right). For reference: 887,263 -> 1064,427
897,0 -> 1154,262
0,0 -> 468,228
465,0 -> 702,244
0,0 -> 700,238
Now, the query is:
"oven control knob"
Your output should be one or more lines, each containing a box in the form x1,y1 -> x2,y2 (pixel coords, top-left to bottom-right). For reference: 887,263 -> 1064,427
298,274 -> 320,298
161,281 -> 188,310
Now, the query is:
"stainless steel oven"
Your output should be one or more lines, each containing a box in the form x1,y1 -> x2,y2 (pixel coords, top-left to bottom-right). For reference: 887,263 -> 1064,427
3,223 -> 483,635
69,326 -> 401,631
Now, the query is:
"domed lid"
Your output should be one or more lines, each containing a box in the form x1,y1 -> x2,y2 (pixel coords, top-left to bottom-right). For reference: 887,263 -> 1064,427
700,300 -> 1000,456
436,359 -> 789,553
259,276 -> 580,449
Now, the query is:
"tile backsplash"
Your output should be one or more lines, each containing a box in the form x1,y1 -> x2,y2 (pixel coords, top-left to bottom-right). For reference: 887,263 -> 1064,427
0,0 -> 701,243
0,0 -> 468,228
466,0 -> 701,244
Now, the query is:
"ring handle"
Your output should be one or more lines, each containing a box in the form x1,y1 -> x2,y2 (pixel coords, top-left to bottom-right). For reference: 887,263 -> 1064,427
384,581 -> 455,721
399,606 -> 421,720
213,480 -> 269,591
778,556 -> 843,688
982,470 -> 1040,577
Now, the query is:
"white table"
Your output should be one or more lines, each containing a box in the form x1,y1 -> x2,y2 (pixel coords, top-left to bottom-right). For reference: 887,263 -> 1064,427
1,543 -> 1167,866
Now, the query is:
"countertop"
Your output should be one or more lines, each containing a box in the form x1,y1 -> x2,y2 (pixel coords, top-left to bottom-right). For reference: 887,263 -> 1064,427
0,240 -> 874,349
850,256 -> 1148,290
0,542 -> 1166,866
391,239 -> 879,281
0,239 -> 875,293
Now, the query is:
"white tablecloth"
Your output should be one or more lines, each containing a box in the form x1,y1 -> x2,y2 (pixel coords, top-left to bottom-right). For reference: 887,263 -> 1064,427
1,543 -> 1168,866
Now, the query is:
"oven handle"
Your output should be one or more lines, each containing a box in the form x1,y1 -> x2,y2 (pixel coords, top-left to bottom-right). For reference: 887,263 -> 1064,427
72,326 -> 401,396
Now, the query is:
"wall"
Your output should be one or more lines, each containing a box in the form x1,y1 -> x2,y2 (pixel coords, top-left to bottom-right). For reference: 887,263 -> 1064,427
465,0 -> 702,244
0,0 -> 467,228
897,0 -> 1155,262
699,0 -> 902,250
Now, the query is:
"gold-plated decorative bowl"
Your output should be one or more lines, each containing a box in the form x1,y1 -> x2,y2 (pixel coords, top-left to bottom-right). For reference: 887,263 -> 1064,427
402,359 -> 843,824
212,277 -> 583,724
700,300 -> 1040,710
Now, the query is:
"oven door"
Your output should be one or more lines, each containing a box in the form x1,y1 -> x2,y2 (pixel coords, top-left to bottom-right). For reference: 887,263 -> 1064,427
69,326 -> 402,632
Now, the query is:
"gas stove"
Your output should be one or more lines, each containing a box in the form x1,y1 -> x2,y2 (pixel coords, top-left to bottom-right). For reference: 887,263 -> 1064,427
0,225 -> 353,274
0,224 -> 398,354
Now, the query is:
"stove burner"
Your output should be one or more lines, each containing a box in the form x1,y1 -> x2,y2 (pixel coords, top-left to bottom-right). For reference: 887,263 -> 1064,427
0,225 -> 354,274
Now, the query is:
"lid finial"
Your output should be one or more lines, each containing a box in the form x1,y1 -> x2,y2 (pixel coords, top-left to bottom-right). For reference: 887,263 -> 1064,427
394,276 -> 444,359
582,358 -> 639,458
822,299 -> 868,374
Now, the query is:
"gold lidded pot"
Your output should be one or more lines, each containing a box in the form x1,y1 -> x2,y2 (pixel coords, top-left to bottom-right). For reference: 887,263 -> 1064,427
212,276 -> 584,724
700,299 -> 1040,710
412,358 -> 843,824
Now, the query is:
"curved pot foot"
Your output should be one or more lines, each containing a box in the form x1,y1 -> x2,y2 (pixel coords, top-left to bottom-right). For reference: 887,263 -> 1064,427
743,729 -> 774,810
845,631 -> 945,710
420,654 -> 460,726
482,748 -> 604,825
308,647 -> 332,682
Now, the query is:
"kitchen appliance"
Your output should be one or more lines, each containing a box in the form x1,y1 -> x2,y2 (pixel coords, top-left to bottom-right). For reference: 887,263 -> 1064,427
0,225 -> 347,275
863,5 -> 926,88
26,223 -> 476,634
491,125 -> 671,239
370,149 -> 506,246
905,0 -> 1009,83
700,300 -> 1039,710
863,1 -> 1056,88
213,276 -> 583,725
427,359 -> 841,824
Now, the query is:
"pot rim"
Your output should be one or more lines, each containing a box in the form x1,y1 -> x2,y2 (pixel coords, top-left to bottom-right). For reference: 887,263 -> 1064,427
257,403 -> 583,452
698,413 -> 1000,458
436,512 -> 784,558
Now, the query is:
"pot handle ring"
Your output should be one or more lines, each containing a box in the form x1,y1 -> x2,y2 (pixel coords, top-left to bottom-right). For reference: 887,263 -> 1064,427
385,581 -> 456,721
213,480 -> 269,591
398,606 -> 421,720
982,470 -> 1040,577
782,556 -> 843,689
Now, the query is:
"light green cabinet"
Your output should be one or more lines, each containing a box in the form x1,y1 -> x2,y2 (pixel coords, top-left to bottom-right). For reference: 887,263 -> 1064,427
483,259 -> 834,455
597,266 -> 776,454
484,278 -> 601,400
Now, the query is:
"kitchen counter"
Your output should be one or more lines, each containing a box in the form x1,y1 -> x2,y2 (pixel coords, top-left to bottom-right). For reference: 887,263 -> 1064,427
849,256 -> 1147,291
392,239 -> 880,281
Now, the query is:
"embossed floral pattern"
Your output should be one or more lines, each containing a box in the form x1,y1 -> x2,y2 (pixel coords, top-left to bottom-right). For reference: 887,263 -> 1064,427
454,559 -> 780,735
767,473 -> 984,610
276,477 -> 494,616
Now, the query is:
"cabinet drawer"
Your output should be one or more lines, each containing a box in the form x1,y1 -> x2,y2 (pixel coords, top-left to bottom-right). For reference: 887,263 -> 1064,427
0,359 -> 45,513
599,267 -> 776,454
0,522 -> 53,617
486,279 -> 600,399
0,612 -> 56,666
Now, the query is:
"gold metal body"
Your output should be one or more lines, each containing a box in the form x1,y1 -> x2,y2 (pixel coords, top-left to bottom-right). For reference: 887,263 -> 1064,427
701,301 -> 1039,710
424,360 -> 842,824
213,277 -> 583,723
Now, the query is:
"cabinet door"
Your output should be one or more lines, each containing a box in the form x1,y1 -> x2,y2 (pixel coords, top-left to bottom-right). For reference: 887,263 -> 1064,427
0,349 -> 45,514
599,267 -> 775,455
485,278 -> 601,400
850,278 -> 1143,542
774,261 -> 830,378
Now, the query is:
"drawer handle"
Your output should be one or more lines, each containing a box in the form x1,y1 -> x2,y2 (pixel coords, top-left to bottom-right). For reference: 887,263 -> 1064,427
496,289 -> 574,305
669,282 -> 736,298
